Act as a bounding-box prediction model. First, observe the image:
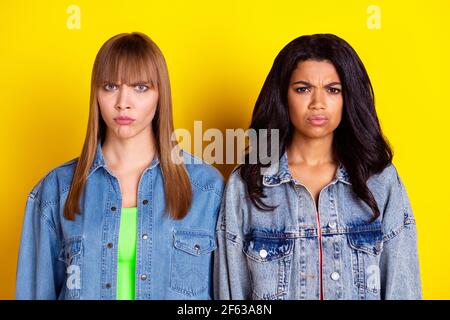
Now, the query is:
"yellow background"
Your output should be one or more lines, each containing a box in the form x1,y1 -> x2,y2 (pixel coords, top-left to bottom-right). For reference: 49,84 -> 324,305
1,0 -> 449,299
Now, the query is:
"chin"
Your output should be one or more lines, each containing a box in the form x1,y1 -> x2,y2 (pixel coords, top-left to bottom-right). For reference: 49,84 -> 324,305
113,130 -> 137,140
303,129 -> 331,139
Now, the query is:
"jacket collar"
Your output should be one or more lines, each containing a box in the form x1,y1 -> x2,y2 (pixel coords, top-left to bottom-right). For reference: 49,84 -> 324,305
262,151 -> 351,187
88,142 -> 160,178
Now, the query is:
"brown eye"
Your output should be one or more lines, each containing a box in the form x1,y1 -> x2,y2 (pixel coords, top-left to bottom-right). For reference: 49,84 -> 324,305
328,87 -> 341,94
295,87 -> 310,93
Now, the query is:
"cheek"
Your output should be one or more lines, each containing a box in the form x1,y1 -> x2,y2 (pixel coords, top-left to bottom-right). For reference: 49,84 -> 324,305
328,97 -> 343,128
97,102 -> 110,120
97,95 -> 114,117
136,95 -> 159,120
288,97 -> 309,126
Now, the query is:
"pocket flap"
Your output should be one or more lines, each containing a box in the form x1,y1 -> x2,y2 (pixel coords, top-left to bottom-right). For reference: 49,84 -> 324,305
173,230 -> 216,256
59,237 -> 83,265
347,228 -> 383,255
244,233 -> 294,262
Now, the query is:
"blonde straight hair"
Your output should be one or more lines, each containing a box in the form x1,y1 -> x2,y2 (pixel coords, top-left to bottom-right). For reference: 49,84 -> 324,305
64,32 -> 192,221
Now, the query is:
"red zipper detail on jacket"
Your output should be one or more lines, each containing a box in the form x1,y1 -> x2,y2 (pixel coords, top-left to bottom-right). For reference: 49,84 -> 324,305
316,210 -> 324,300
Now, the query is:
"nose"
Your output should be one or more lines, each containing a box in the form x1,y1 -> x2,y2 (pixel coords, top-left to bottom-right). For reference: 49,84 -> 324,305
309,89 -> 326,110
115,85 -> 132,110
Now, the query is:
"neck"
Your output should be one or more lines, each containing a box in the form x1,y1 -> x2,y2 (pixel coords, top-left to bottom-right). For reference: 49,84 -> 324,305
102,127 -> 157,170
287,132 -> 335,166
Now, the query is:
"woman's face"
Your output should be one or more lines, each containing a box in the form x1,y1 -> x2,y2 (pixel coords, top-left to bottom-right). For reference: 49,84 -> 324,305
287,59 -> 343,140
97,80 -> 159,140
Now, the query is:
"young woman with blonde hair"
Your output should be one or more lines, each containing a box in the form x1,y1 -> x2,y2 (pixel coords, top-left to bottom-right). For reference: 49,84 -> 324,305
16,32 -> 223,300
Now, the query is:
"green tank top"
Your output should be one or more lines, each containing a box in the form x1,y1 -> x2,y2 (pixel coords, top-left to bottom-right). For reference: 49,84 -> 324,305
117,207 -> 138,300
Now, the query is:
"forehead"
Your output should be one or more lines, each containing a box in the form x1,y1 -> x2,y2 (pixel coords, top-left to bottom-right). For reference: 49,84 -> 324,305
290,60 -> 340,82
97,53 -> 157,85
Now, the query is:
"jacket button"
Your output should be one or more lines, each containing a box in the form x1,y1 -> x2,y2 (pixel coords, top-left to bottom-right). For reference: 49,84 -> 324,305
107,243 -> 113,249
142,234 -> 148,240
142,199 -> 149,205
111,206 -> 116,212
331,272 -> 340,281
105,283 -> 112,289
141,274 -> 147,281
259,249 -> 268,258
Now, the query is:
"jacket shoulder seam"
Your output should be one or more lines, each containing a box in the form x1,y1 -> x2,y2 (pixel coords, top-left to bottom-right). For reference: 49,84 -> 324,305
383,215 -> 416,243
191,178 -> 223,197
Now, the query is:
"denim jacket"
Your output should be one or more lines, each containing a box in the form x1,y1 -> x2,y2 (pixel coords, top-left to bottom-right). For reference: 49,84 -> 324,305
16,143 -> 224,300
214,152 -> 421,300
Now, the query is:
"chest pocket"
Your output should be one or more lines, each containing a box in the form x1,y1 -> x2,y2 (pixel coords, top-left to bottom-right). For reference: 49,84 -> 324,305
58,237 -> 83,300
243,232 -> 294,300
347,225 -> 383,299
170,230 -> 216,298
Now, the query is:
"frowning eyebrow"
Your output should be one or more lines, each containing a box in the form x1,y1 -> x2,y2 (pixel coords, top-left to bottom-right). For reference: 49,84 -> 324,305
291,80 -> 341,87
102,81 -> 153,86
130,81 -> 152,86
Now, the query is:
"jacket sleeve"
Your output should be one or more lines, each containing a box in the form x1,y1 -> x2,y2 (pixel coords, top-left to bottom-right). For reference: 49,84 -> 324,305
379,167 -> 422,300
213,171 -> 251,300
15,189 -> 65,300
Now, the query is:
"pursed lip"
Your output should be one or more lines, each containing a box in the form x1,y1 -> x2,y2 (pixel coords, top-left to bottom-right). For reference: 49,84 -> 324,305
307,115 -> 328,125
114,115 -> 136,121
114,115 -> 136,125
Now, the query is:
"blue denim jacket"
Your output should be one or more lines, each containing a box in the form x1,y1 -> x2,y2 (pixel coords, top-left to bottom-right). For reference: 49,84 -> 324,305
16,143 -> 224,300
214,152 -> 422,300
